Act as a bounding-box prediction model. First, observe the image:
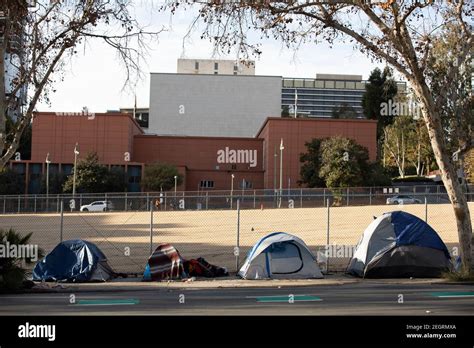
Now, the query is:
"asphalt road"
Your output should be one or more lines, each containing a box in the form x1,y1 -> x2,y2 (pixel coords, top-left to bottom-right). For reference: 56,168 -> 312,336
0,283 -> 473,315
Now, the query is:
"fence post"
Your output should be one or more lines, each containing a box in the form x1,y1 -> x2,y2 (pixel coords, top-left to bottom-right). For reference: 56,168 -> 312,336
253,190 -> 256,209
146,192 -> 150,212
347,188 -> 349,206
56,195 -> 59,213
150,201 -> 154,255
323,189 -> 326,207
206,192 -> 209,210
425,197 -> 428,223
326,198 -> 330,273
60,200 -> 64,243
235,199 -> 241,272
3,196 -> 5,214
17,196 -> 20,214
369,187 -> 372,205
125,193 -> 128,212
34,195 -> 37,213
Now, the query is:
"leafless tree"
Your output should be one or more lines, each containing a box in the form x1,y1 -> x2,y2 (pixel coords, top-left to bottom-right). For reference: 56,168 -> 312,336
0,0 -> 162,167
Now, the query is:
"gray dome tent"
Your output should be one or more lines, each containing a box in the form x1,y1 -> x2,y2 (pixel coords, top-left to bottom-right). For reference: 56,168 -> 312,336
347,211 -> 452,278
238,232 -> 323,279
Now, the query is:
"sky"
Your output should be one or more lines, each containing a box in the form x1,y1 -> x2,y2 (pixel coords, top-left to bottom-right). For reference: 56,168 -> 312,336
36,3 -> 392,113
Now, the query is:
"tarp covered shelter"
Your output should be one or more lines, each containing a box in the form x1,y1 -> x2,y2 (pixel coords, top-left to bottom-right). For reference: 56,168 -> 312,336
238,232 -> 323,279
143,243 -> 187,281
347,211 -> 451,278
143,244 -> 228,280
33,240 -> 116,282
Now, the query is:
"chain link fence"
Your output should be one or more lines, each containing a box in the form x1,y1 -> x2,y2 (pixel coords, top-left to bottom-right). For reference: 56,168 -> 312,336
1,184 -> 473,214
1,196 -> 472,276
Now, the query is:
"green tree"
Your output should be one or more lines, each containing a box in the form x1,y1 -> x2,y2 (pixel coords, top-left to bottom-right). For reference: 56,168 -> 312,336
39,172 -> 68,195
62,152 -> 126,193
319,136 -> 370,188
299,138 -> 325,188
365,162 -> 392,187
0,167 -> 24,194
104,167 -> 128,193
362,67 -> 398,143
141,163 -> 183,192
383,115 -> 435,178
281,105 -> 290,118
331,103 -> 360,119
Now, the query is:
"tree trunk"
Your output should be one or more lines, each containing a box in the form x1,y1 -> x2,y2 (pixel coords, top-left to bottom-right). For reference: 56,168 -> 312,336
0,26 -> 6,153
413,81 -> 473,273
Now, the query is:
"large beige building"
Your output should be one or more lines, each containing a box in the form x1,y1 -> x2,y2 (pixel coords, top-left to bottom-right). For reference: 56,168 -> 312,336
177,58 -> 255,75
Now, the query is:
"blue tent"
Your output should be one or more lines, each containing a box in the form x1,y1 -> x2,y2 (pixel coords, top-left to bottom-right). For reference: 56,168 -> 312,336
347,211 -> 451,278
33,240 -> 115,282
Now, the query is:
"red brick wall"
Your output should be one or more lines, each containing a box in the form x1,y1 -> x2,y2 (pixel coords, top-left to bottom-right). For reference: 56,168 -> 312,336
133,136 -> 265,190
257,118 -> 377,189
31,112 -> 143,164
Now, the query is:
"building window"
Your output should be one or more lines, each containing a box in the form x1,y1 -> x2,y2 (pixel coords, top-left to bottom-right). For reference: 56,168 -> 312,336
214,62 -> 218,70
200,180 -> 214,189
195,61 -> 199,70
128,176 -> 141,184
239,180 -> 253,189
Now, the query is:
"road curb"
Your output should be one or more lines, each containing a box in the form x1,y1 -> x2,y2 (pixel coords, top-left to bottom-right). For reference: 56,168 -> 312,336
14,276 -> 470,294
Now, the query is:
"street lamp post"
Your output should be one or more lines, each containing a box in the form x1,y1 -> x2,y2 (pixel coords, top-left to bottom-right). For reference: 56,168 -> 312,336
279,139 -> 284,208
72,143 -> 79,197
174,175 -> 178,196
45,153 -> 51,211
230,174 -> 235,209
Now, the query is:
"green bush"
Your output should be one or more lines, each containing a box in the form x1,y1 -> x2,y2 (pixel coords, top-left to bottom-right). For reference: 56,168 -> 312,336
0,228 -> 43,292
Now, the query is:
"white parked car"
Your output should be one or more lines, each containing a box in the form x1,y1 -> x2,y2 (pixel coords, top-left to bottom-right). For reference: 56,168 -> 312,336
386,195 -> 422,205
80,201 -> 114,212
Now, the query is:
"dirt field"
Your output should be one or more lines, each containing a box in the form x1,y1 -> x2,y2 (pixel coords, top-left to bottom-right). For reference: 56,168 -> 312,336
1,203 -> 472,274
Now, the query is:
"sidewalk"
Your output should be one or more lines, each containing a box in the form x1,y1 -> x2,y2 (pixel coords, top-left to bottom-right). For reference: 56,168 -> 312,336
28,274 -> 458,294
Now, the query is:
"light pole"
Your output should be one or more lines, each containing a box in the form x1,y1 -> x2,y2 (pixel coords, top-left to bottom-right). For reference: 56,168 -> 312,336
45,153 -> 51,210
174,175 -> 178,196
279,139 -> 284,208
230,173 -> 235,209
72,143 -> 79,197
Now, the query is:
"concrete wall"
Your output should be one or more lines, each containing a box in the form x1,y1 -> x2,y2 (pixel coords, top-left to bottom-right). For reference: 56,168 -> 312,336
148,73 -> 282,137
177,59 -> 255,75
